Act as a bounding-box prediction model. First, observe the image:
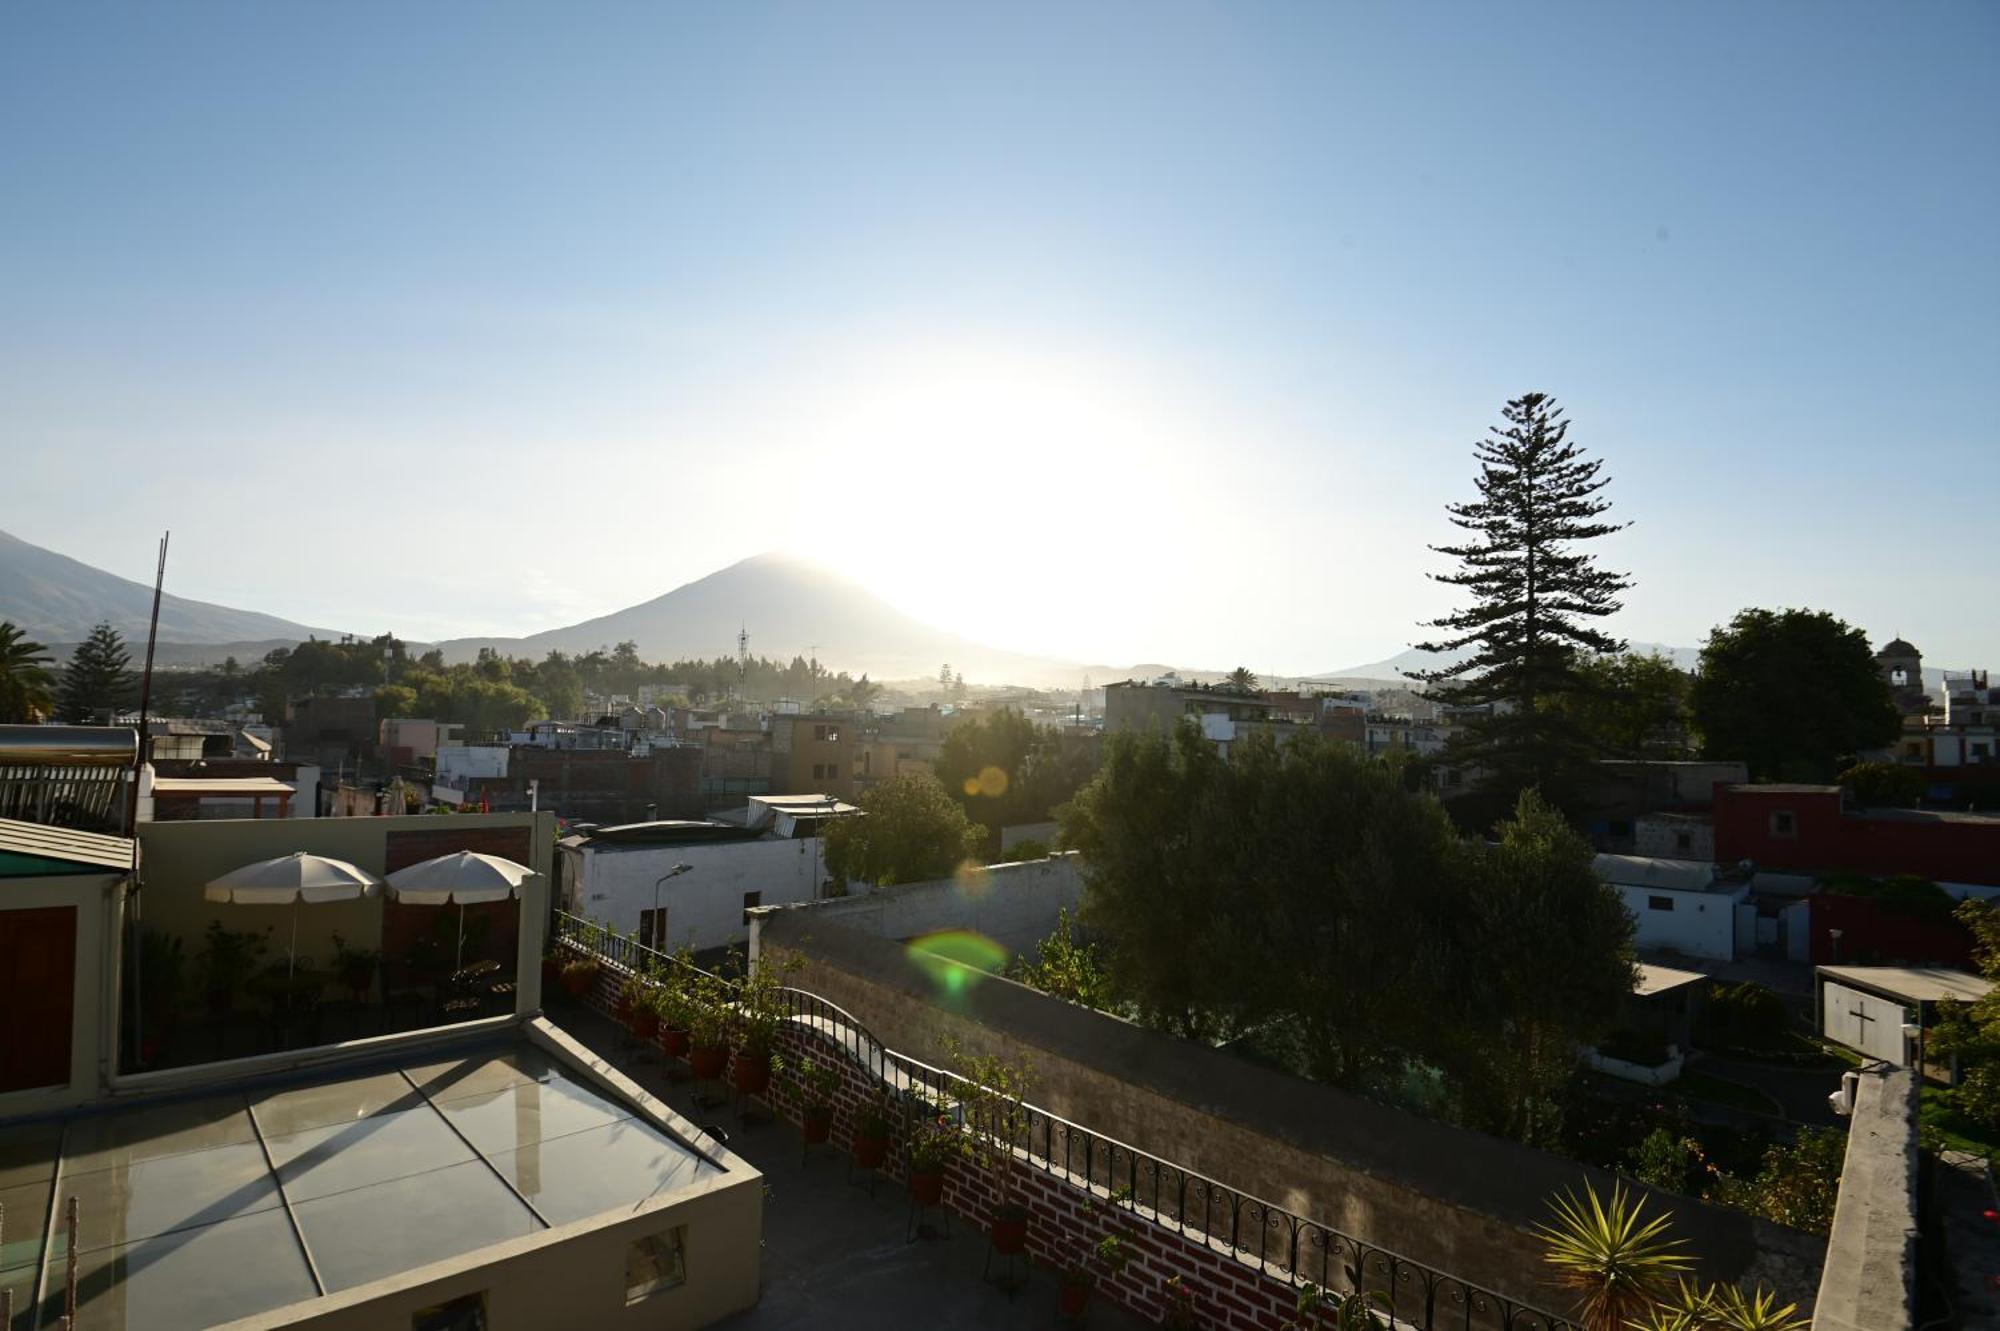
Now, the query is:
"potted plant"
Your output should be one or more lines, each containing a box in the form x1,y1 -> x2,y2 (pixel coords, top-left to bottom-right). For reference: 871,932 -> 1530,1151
728,952 -> 799,1096
656,951 -> 696,1058
1161,1275 -> 1200,1330
686,968 -> 733,1081
903,1092 -> 963,1206
953,1039 -> 1037,1256
1056,1183 -> 1136,1311
852,1087 -> 894,1170
197,921 -> 268,1017
539,945 -> 563,990
796,1057 -> 839,1145
330,933 -> 380,1003
559,952 -> 601,999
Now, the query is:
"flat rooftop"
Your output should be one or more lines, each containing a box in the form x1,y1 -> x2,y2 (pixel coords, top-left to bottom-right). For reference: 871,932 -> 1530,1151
0,1041 -> 719,1330
1817,965 -> 1994,1005
1634,962 -> 1709,998
1593,853 -> 1726,893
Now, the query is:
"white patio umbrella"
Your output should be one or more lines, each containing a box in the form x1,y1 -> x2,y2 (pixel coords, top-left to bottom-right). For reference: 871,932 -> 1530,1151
204,852 -> 381,981
384,851 -> 536,970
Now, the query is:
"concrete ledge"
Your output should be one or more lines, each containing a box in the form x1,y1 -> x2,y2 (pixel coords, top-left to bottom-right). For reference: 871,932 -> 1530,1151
1814,1066 -> 1917,1331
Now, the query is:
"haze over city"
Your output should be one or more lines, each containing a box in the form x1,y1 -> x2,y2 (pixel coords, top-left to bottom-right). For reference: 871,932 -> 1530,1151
4,1 -> 1996,673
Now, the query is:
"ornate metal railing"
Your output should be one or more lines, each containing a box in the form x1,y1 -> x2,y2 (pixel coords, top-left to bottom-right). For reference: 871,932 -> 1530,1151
552,911 -> 1578,1331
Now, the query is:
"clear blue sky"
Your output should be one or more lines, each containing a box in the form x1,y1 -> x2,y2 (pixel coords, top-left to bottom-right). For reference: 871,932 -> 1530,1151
3,2 -> 1995,675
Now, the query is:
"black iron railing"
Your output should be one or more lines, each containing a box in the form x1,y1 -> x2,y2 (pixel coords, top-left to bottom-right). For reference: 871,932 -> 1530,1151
552,911 -> 1578,1331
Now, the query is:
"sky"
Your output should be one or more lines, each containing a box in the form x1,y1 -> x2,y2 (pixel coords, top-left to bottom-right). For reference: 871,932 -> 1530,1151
2,2 -> 1996,676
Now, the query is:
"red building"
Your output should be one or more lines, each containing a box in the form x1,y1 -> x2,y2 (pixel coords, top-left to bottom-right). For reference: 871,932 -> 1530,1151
1713,783 -> 2000,887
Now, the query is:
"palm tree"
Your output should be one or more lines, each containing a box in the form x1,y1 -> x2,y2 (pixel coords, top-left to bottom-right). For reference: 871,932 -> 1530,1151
1224,666 -> 1259,694
0,622 -> 57,722
1535,1180 -> 1691,1331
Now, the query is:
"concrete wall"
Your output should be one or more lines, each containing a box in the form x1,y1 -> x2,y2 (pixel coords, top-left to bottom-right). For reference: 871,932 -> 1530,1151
1820,980 -> 1911,1065
755,914 -> 1825,1310
998,821 -> 1059,852
1814,1068 -> 1917,1331
563,835 -> 827,952
764,852 -> 1084,958
1617,884 -> 1740,960
133,813 -> 554,995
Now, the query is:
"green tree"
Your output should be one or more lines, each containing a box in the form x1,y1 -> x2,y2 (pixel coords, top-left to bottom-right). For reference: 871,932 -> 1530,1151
1224,666 -> 1259,694
1707,1127 -> 1845,1235
1555,652 -> 1692,760
1837,759 -> 1922,808
1009,907 -> 1116,1010
1931,897 -> 2000,1132
1688,608 -> 1899,781
1452,789 -> 1636,1143
822,772 -> 985,888
1414,392 -> 1631,821
56,621 -> 134,723
0,622 -> 58,722
935,707 -> 1097,850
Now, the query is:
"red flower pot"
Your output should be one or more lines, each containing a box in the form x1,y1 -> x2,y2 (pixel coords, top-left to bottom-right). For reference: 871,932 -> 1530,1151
907,1169 -> 945,1206
615,994 -> 633,1024
661,1026 -> 691,1058
802,1105 -> 833,1145
989,1209 -> 1028,1255
630,1009 -> 660,1042
1059,1278 -> 1091,1318
731,1051 -> 772,1095
540,957 -> 560,988
690,1043 -> 728,1081
561,968 -> 598,998
853,1128 -> 890,1170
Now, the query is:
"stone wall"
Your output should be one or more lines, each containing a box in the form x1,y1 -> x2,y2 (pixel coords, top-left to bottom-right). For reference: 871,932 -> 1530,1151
1813,1067 -> 1917,1331
754,913 -> 1827,1311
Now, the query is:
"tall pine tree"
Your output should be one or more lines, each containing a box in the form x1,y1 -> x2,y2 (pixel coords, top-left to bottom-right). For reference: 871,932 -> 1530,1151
1414,393 -> 1630,821
58,622 -> 135,723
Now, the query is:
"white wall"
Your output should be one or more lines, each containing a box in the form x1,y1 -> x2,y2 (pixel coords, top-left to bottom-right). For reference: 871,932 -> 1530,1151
1616,884 -> 1740,961
1822,980 -> 1909,1065
565,837 -> 827,952
763,853 -> 1086,959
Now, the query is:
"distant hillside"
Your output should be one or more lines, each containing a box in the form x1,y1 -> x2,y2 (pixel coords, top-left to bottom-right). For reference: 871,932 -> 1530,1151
0,529 -> 343,646
437,552 -> 1089,687
1325,641 -> 1703,683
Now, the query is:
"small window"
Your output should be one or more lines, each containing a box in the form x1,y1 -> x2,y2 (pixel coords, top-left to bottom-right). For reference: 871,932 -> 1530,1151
625,1227 -> 687,1304
1647,895 -> 1676,912
1770,810 -> 1796,837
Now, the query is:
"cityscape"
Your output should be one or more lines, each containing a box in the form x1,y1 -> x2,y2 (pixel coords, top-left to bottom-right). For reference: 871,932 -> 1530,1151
1,5 -> 1996,1331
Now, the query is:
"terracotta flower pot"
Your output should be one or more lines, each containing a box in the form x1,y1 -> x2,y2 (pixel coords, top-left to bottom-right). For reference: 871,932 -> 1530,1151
615,994 -> 633,1023
562,967 -> 598,998
989,1208 -> 1028,1255
630,1009 -> 660,1042
907,1169 -> 945,1206
853,1128 -> 890,1170
802,1104 -> 833,1145
731,1050 -> 772,1095
1059,1277 -> 1091,1318
661,1026 -> 691,1058
690,1043 -> 728,1080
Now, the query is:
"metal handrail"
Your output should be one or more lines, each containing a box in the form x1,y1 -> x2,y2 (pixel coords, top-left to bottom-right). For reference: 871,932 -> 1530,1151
552,910 -> 1578,1331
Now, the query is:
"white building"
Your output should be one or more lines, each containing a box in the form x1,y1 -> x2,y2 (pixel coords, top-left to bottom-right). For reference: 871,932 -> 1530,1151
1594,853 -> 1748,962
559,821 -> 843,953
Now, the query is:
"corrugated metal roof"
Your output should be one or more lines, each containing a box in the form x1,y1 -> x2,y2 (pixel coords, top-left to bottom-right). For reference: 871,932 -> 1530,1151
1593,853 -> 1722,893
0,817 -> 134,871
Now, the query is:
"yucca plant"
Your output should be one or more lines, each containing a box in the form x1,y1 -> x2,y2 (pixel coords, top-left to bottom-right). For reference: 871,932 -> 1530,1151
1536,1180 -> 1692,1331
1701,1284 -> 1809,1331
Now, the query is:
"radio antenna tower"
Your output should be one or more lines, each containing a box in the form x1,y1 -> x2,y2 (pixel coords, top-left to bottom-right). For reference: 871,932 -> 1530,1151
737,625 -> 749,696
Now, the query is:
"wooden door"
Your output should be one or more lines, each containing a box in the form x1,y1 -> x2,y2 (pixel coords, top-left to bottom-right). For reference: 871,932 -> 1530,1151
0,906 -> 77,1093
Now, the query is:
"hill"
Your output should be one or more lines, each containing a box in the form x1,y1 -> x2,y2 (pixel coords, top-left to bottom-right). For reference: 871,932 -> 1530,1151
0,529 -> 342,648
437,552 -> 1087,686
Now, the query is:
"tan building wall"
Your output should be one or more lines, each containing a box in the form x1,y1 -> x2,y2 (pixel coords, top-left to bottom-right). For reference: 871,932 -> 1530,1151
769,715 -> 859,799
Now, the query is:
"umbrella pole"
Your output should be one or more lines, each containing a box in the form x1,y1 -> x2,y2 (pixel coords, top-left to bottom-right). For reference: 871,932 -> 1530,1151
456,901 -> 466,971
288,901 -> 299,982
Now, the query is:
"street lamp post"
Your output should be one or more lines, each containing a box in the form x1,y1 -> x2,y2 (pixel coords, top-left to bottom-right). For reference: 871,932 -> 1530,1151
650,862 -> 693,950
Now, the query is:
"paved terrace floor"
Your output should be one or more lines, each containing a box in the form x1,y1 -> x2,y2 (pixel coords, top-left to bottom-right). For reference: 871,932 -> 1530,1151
550,997 -> 1151,1331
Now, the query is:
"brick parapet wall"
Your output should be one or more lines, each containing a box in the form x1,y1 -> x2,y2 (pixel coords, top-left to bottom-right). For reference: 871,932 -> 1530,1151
554,938 -> 1554,1330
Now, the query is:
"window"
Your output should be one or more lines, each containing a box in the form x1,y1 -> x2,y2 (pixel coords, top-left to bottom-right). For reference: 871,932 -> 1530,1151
625,1227 -> 687,1304
813,724 -> 840,742
1770,810 -> 1796,838
742,890 -> 762,925
639,907 -> 666,951
1647,895 -> 1676,912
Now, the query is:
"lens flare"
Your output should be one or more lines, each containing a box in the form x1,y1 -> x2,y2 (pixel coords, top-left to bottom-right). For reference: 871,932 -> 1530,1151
905,929 -> 1009,1003
975,765 -> 1009,798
